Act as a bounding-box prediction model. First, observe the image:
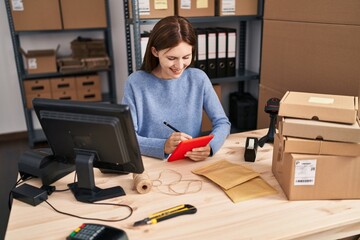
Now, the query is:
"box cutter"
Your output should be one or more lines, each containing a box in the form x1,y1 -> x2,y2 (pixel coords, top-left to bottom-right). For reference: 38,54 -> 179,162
133,204 -> 197,226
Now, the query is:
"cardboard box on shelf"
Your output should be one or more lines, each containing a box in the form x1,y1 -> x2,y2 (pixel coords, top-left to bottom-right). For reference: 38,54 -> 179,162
52,90 -> 78,100
57,58 -> 85,73
77,88 -> 102,102
129,0 -> 175,19
75,75 -> 101,102
176,0 -> 215,17
23,79 -> 51,94
264,0 -> 360,25
21,47 -> 58,75
280,134 -> 360,157
61,0 -> 107,29
10,0 -> 62,31
216,0 -> 258,16
50,77 -> 76,92
272,134 -> 360,200
279,91 -> 358,124
279,117 -> 360,143
23,79 -> 52,108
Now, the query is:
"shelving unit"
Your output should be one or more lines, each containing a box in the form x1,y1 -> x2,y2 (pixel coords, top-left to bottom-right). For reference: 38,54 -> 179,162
5,0 -> 117,147
123,0 -> 264,85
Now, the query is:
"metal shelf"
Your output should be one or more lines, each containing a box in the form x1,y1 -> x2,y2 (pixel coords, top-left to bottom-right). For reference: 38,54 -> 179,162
22,69 -> 111,80
14,27 -> 108,35
5,0 -> 117,147
126,15 -> 261,25
210,70 -> 259,84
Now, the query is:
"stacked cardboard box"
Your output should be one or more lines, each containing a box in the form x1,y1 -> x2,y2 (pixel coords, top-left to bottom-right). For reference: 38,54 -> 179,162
272,91 -> 360,200
50,77 -> 78,101
75,75 -> 102,102
176,0 -> 215,17
258,0 -> 360,129
215,0 -> 258,16
21,47 -> 58,75
10,0 -> 106,30
23,79 -> 52,108
24,74 -> 102,108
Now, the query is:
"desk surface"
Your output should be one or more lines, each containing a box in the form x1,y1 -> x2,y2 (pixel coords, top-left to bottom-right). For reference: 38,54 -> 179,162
6,130 -> 360,240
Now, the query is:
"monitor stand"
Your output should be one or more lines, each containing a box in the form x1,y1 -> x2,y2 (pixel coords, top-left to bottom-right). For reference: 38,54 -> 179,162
68,151 -> 125,203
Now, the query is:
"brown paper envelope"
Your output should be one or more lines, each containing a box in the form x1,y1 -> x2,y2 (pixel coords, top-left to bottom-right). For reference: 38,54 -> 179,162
192,159 -> 259,190
225,177 -> 277,203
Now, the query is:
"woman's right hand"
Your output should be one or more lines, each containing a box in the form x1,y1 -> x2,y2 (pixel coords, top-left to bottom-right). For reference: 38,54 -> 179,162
164,132 -> 192,154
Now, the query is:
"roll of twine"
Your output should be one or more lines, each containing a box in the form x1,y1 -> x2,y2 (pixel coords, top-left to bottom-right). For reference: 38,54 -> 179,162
133,173 -> 152,194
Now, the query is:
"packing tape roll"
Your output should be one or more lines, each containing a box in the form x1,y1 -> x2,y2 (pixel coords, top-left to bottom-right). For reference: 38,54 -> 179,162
133,173 -> 152,194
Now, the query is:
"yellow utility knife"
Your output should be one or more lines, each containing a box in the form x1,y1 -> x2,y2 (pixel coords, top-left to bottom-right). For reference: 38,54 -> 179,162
133,204 -> 197,226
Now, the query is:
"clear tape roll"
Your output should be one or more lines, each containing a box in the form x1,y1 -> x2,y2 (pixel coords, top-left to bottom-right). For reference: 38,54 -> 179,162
133,173 -> 152,194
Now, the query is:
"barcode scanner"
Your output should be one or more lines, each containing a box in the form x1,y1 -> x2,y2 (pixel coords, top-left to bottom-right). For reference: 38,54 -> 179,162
258,98 -> 280,147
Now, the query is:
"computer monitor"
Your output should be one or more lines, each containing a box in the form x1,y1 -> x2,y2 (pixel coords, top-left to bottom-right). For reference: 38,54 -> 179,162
32,98 -> 144,203
0,143 -> 18,239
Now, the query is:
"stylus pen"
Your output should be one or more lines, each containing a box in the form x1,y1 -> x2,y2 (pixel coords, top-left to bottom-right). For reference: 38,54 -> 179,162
163,121 -> 180,132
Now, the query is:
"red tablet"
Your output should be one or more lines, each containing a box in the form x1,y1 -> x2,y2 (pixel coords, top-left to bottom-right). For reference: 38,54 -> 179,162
167,135 -> 214,162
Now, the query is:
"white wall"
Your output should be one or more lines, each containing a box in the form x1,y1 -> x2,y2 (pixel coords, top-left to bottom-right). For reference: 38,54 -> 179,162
0,0 -> 129,135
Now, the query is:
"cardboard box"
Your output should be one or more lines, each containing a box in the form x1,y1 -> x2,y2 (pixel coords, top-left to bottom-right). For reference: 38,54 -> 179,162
260,20 -> 360,98
24,79 -> 52,108
61,0 -> 107,29
272,134 -> 360,200
176,0 -> 215,17
50,77 -> 76,92
75,75 -> 101,90
279,117 -> 360,143
23,79 -> 51,94
129,0 -> 175,19
264,0 -> 360,25
216,0 -> 258,16
279,91 -> 358,124
21,48 -> 58,75
77,88 -> 102,102
25,92 -> 52,109
75,75 -> 101,102
10,0 -> 62,31
202,84 -> 221,132
52,90 -> 78,100
280,134 -> 360,157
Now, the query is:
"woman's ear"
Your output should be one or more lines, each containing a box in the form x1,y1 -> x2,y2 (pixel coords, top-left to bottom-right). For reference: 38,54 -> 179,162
151,47 -> 159,57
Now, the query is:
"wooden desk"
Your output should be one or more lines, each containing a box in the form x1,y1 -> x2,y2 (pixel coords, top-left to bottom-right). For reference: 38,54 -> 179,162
6,130 -> 360,240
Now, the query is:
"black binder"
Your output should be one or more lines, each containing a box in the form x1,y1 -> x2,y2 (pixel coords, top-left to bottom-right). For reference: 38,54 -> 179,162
195,28 -> 207,73
215,28 -> 227,78
205,28 -> 217,78
224,28 -> 236,77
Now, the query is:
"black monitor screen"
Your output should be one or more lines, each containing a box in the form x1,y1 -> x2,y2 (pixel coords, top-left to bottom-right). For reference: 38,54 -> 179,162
33,98 -> 144,202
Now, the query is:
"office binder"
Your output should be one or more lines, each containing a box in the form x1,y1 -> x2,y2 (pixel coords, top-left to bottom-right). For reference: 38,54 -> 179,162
205,28 -> 217,78
195,28 -> 207,73
215,28 -> 227,78
225,28 -> 236,77
140,32 -> 150,62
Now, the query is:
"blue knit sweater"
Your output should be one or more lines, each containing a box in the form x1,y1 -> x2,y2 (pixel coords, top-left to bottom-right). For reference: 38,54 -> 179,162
122,68 -> 231,159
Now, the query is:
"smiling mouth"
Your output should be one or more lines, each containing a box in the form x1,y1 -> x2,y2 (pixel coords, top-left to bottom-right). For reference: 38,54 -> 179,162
171,68 -> 182,74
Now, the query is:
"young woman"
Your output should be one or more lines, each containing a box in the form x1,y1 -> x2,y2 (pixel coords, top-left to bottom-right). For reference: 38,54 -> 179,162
122,16 -> 230,161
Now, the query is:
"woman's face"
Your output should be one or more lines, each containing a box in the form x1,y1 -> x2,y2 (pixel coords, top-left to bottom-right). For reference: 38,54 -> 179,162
151,41 -> 192,79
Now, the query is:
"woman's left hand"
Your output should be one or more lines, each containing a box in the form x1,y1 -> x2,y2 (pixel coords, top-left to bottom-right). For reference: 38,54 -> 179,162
185,144 -> 211,161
